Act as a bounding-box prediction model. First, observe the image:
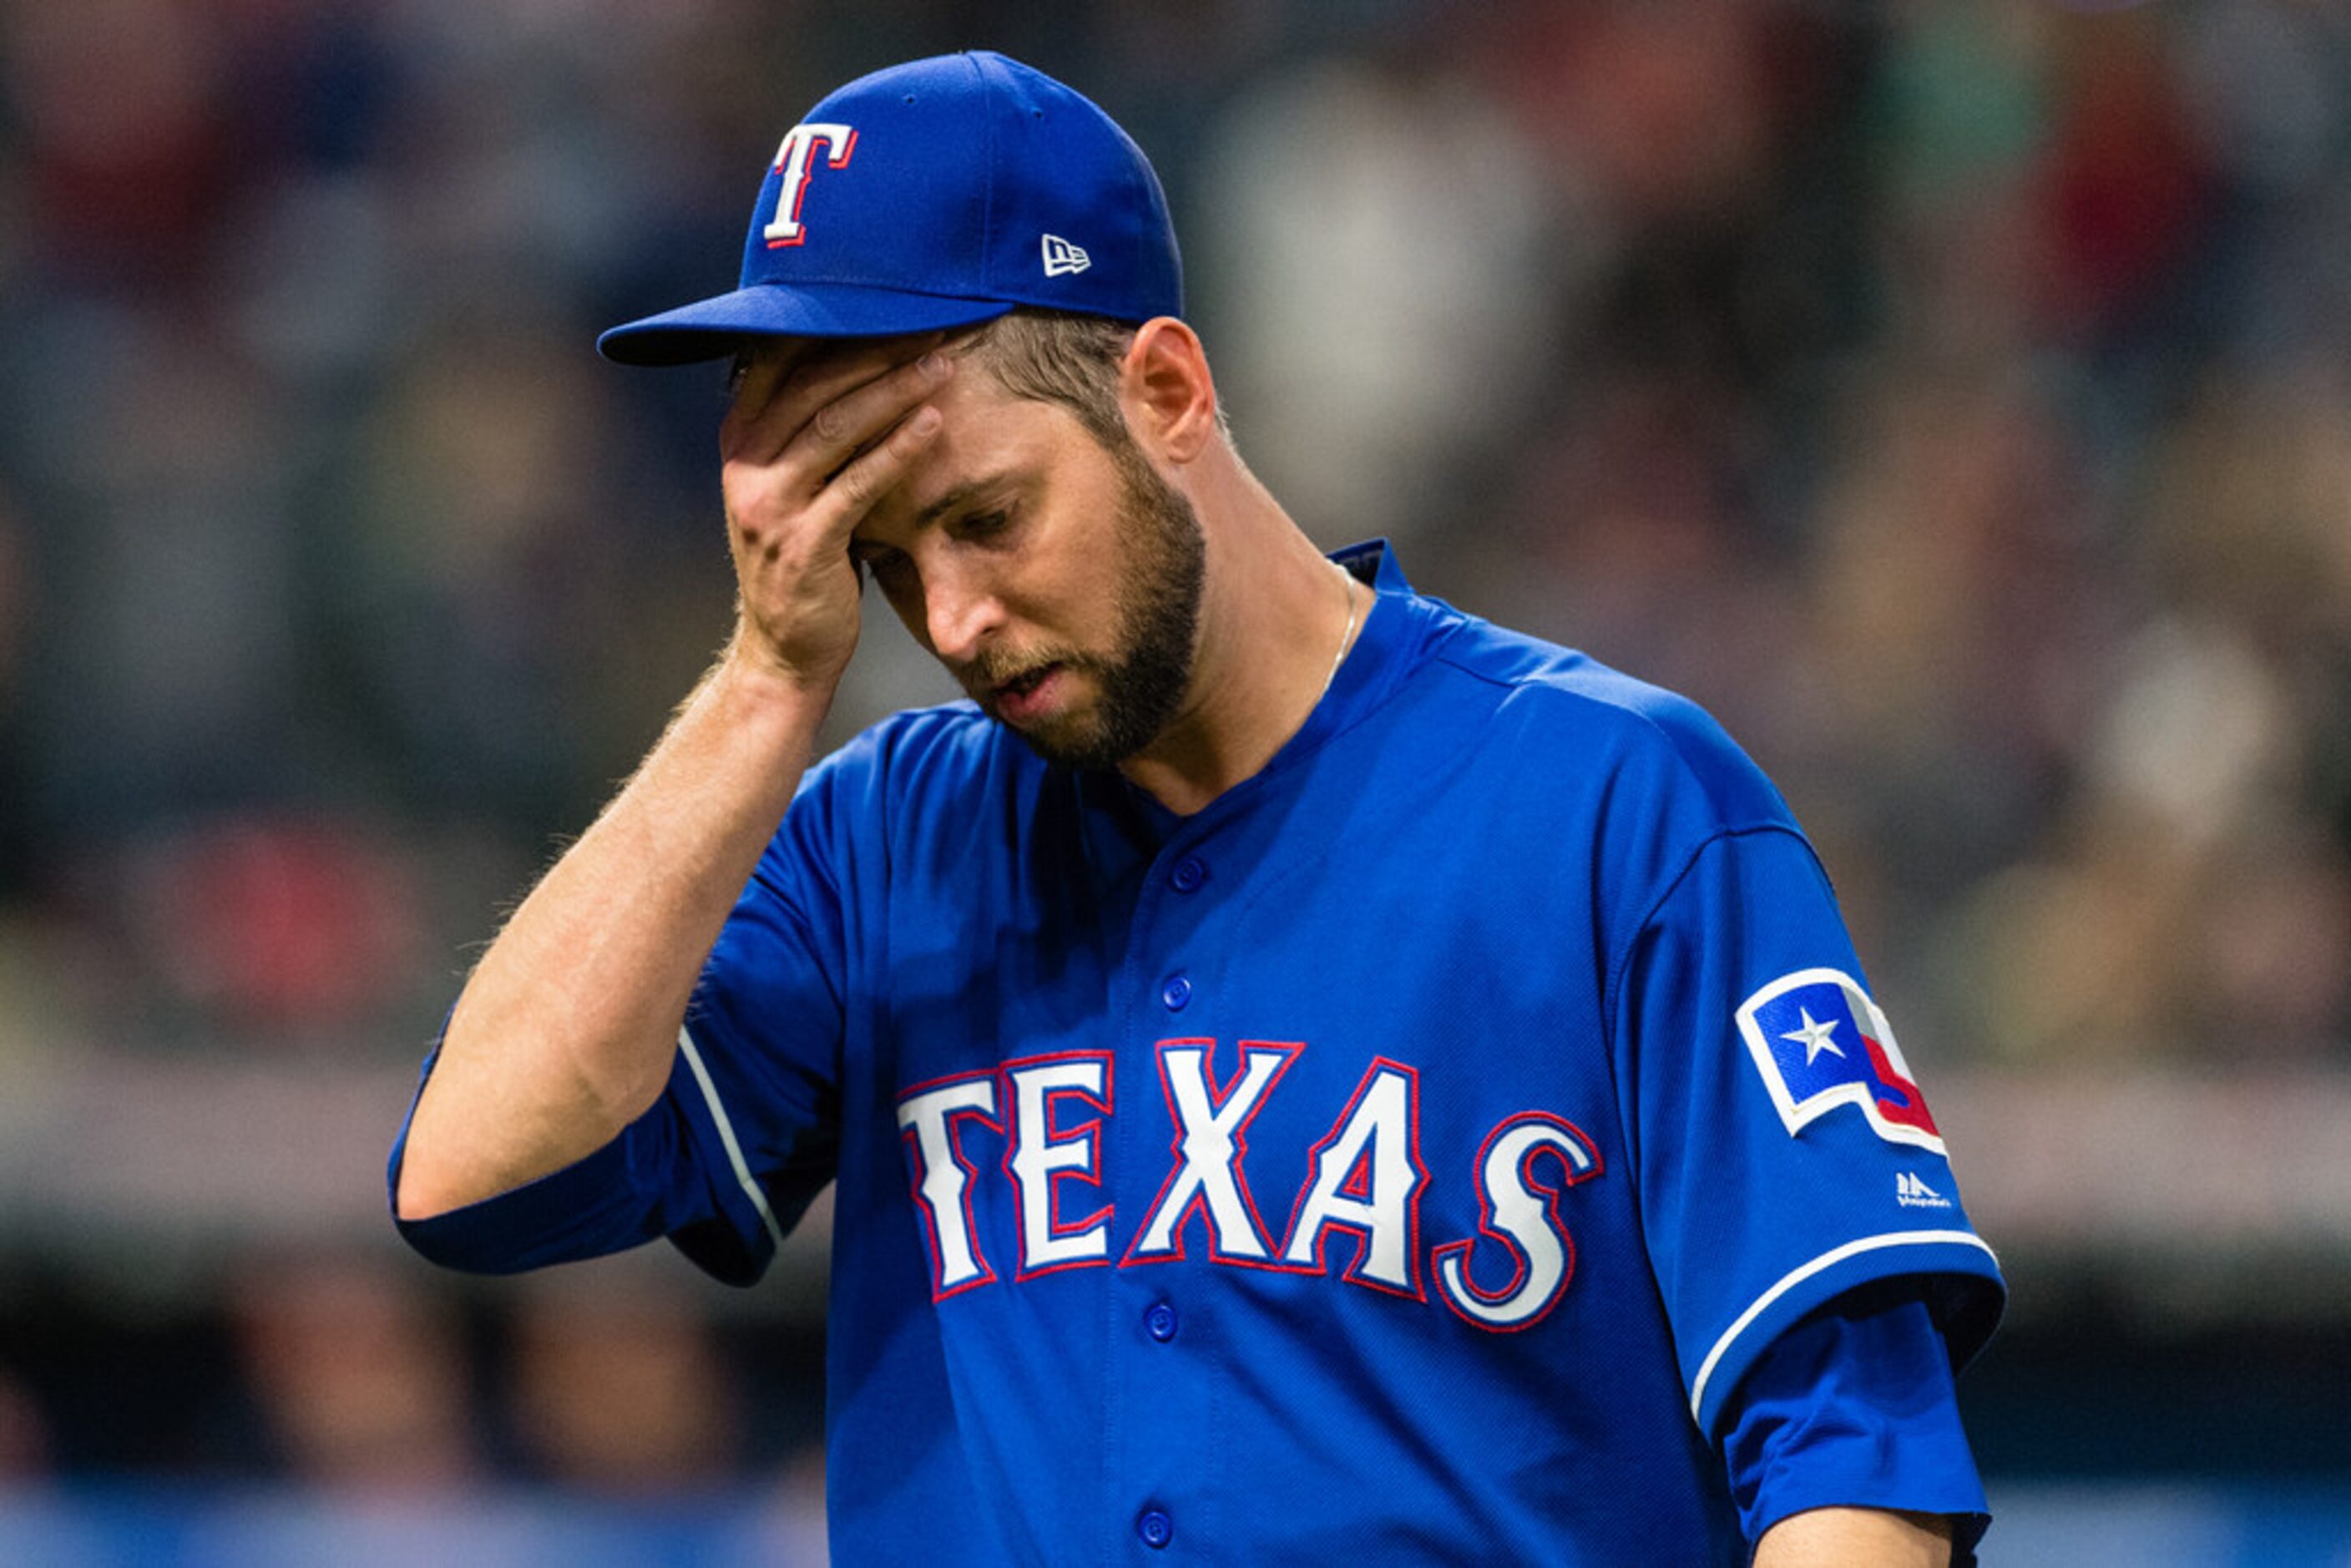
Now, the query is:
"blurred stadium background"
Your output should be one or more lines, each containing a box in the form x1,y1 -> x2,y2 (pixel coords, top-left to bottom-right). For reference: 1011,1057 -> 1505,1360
0,0 -> 2346,1561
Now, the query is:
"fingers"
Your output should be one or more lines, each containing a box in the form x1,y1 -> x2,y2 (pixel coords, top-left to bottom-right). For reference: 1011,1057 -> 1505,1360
820,402 -> 943,521
724,357 -> 948,537
723,333 -> 952,474
726,346 -> 793,420
717,379 -> 944,692
713,333 -> 955,690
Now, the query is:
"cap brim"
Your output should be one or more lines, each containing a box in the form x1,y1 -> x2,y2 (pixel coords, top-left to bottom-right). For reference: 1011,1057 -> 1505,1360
597,282 -> 1016,367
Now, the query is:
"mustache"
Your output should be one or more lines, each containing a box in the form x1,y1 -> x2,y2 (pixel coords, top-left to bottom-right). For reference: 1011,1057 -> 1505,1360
953,646 -> 1085,693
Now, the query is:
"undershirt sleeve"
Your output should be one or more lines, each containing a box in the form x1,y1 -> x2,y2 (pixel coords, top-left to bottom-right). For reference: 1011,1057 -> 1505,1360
1720,1287 -> 1992,1562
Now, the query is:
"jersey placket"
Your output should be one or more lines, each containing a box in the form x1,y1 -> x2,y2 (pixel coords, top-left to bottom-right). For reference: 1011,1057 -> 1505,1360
1102,809 -> 1233,1560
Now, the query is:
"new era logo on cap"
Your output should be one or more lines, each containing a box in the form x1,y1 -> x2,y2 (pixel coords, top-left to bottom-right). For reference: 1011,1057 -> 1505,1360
1041,234 -> 1091,277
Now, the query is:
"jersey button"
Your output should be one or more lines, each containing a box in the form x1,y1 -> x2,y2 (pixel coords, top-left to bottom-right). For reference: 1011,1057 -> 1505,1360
1161,975 -> 1191,1011
1137,1509 -> 1174,1550
1170,856 -> 1207,893
1145,1302 -> 1178,1342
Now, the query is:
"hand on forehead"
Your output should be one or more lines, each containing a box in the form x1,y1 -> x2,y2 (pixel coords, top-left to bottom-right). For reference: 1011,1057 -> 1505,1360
731,327 -> 989,407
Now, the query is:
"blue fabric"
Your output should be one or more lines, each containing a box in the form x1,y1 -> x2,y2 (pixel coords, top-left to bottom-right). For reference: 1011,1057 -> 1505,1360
1722,1292 -> 1992,1563
598,52 -> 1182,365
392,541 -> 2004,1562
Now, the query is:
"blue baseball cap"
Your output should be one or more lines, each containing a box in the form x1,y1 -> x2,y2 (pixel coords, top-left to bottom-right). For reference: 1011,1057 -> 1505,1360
598,52 -> 1184,367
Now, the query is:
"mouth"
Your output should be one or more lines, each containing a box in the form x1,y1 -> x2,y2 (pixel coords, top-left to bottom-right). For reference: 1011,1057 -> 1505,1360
990,661 -> 1065,724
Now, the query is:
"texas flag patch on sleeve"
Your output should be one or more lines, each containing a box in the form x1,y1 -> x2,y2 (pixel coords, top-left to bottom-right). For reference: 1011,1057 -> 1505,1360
1734,969 -> 1944,1155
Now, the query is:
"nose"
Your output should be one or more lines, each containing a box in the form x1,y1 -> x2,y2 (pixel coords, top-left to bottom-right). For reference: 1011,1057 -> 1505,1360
921,558 -> 1004,665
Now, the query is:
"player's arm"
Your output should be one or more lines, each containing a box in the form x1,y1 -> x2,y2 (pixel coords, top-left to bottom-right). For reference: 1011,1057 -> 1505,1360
1753,1506 -> 1953,1566
1600,805 -> 2001,1559
1721,1289 -> 1985,1565
393,341 -> 955,1221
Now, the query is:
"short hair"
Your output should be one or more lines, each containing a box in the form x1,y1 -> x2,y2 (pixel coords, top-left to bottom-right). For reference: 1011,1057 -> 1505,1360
726,308 -> 1227,449
953,308 -> 1140,449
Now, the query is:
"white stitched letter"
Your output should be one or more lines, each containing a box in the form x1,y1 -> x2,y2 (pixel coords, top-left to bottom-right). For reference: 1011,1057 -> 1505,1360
1435,1118 -> 1597,1329
1132,1044 -> 1292,1261
897,1076 -> 997,1292
763,123 -> 857,245
1006,1058 -> 1111,1272
1282,1065 -> 1423,1292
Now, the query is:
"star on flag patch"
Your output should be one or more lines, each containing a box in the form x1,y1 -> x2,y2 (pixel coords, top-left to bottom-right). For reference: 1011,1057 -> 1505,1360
1734,969 -> 1944,1155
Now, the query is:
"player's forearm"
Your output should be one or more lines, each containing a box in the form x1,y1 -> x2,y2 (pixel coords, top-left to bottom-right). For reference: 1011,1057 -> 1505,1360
1752,1506 -> 1953,1567
395,652 -> 832,1220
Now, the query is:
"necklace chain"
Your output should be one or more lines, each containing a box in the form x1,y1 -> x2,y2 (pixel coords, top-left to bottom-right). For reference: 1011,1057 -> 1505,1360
1321,564 -> 1361,700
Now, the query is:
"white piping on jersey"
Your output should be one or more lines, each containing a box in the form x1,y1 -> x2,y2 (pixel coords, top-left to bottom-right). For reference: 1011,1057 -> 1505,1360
1687,1228 -> 2000,1424
678,1024 -> 788,1256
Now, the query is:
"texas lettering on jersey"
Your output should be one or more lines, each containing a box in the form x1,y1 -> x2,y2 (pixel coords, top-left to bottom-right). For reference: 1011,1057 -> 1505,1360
894,1039 -> 1605,1332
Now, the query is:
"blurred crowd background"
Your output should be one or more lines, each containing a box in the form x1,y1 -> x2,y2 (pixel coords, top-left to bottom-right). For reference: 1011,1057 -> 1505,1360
1,0 -> 2347,1560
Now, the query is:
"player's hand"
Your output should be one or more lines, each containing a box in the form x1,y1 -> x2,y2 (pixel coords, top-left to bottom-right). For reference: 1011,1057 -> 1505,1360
717,336 -> 953,691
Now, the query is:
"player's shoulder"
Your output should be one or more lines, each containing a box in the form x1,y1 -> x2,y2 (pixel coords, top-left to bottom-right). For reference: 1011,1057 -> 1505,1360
1422,603 -> 1797,837
761,699 -> 1030,891
801,698 -> 1027,814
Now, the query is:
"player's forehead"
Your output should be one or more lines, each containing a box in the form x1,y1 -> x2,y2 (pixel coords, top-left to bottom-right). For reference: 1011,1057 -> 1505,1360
731,330 -> 923,390
851,359 -> 1087,543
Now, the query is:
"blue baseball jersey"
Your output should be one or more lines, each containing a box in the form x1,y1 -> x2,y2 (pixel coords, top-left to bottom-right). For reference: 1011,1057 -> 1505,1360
396,541 -> 2003,1561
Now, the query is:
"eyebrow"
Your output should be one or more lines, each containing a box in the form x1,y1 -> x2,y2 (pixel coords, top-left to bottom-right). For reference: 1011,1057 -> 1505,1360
911,476 -> 1009,531
850,475 -> 1012,558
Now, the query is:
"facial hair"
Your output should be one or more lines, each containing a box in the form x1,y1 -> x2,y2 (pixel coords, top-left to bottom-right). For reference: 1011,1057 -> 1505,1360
973,435 -> 1206,771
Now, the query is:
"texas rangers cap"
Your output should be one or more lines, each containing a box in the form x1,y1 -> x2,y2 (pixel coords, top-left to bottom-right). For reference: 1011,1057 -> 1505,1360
598,51 -> 1184,366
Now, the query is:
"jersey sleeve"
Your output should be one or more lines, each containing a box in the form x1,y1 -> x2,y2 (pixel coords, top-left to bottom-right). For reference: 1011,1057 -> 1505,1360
389,759 -> 857,1287
1610,824 -> 2005,1438
1720,1287 -> 1991,1560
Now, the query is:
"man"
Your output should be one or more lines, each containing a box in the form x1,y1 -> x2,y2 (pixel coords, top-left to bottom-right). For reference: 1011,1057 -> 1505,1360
392,51 -> 2004,1564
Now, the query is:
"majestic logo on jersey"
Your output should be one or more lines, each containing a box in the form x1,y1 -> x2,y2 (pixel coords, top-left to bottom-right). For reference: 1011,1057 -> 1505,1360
1896,1171 -> 1951,1210
1735,969 -> 1944,1154
894,1040 -> 1603,1333
762,122 -> 857,248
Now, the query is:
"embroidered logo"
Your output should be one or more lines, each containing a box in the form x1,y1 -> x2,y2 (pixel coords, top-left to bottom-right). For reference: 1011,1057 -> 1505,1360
1735,969 -> 1945,1155
1041,233 -> 1092,277
763,122 -> 857,248
1896,1171 -> 1951,1210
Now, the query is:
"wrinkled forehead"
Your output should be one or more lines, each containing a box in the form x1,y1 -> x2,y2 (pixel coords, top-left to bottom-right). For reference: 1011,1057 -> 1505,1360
851,354 -> 1096,542
731,326 -> 992,392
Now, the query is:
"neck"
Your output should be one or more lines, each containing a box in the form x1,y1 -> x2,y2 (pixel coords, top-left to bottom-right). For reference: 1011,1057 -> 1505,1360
1118,451 -> 1364,815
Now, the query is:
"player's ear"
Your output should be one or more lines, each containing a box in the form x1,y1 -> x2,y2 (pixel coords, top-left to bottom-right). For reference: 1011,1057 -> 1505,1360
1118,317 -> 1218,466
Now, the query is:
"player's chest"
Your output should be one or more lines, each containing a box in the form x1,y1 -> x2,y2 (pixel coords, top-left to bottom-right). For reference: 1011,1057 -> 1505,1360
862,812 -> 1623,1325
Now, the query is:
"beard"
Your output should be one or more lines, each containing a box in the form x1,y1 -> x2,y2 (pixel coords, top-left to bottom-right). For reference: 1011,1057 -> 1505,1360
963,435 -> 1206,771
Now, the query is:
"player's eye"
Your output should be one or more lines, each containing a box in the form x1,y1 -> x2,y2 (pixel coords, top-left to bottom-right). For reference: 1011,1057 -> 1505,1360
850,542 -> 912,588
958,508 -> 1014,541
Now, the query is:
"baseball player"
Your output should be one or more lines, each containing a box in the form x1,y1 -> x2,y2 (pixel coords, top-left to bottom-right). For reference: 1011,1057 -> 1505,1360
392,52 -> 2004,1564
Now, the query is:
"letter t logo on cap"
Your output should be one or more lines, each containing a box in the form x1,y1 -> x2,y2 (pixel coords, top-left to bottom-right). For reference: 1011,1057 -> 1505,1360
764,123 -> 858,248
